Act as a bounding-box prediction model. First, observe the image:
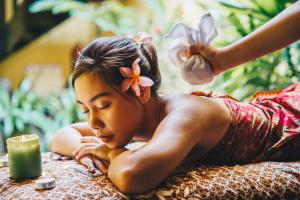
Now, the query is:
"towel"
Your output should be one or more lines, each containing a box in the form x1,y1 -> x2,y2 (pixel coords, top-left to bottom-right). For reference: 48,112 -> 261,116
164,13 -> 218,85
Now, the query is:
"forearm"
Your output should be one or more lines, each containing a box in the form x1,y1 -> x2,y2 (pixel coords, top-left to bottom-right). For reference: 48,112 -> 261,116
50,126 -> 83,157
107,144 -> 192,194
221,1 -> 300,70
107,150 -> 161,194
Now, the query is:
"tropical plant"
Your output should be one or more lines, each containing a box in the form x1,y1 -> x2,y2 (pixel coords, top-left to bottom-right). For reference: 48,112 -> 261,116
0,78 -> 84,152
43,78 -> 85,128
196,0 -> 300,100
0,79 -> 53,152
29,0 -> 143,35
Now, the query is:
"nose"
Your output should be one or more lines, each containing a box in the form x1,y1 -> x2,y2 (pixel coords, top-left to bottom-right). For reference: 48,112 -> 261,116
88,111 -> 105,132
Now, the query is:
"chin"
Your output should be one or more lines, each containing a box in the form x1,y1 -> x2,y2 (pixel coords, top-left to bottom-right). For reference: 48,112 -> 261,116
106,143 -> 117,149
107,140 -> 129,149
106,141 -> 121,149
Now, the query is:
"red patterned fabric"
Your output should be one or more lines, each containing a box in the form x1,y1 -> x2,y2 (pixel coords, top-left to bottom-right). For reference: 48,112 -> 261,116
194,83 -> 300,165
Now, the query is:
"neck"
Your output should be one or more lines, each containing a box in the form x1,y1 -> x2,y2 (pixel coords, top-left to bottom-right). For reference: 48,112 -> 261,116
135,95 -> 165,141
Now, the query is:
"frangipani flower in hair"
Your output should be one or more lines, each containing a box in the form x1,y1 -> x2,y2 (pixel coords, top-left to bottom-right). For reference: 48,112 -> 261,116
119,58 -> 154,96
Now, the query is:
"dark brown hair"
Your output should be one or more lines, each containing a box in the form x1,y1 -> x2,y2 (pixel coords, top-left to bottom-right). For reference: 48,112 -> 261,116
71,36 -> 161,96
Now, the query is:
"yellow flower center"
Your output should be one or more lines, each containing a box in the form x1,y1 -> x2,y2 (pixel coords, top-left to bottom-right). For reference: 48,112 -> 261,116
133,72 -> 140,79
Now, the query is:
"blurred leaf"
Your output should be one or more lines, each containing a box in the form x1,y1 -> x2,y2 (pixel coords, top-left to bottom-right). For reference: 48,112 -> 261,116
19,78 -> 32,92
252,0 -> 278,17
228,13 -> 248,36
52,2 -> 86,14
217,0 -> 268,18
3,116 -> 14,138
217,0 -> 247,10
0,88 -> 10,106
274,0 -> 290,12
140,0 -> 165,16
248,13 -> 255,32
29,0 -> 62,13
95,17 -> 120,33
14,117 -> 25,131
11,90 -> 22,107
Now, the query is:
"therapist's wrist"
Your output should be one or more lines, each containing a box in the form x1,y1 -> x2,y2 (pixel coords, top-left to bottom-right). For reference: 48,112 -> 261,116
211,47 -> 230,75
215,46 -> 240,74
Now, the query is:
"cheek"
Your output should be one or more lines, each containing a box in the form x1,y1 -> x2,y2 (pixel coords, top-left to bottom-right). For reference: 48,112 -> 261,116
110,102 -> 143,135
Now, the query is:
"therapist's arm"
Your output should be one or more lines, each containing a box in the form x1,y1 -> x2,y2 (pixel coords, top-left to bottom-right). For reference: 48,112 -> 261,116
190,1 -> 300,74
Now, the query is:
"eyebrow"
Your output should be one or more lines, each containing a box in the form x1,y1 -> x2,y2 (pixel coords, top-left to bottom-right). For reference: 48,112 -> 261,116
76,92 -> 111,104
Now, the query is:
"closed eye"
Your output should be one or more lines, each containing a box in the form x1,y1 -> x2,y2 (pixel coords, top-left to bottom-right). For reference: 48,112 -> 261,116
97,103 -> 110,110
82,110 -> 89,114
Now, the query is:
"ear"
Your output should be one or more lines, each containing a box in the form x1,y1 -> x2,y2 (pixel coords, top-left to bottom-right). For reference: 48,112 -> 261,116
137,86 -> 151,104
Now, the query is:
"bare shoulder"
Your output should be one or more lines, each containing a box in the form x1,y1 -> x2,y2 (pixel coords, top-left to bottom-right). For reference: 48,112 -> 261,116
165,94 -> 229,120
160,94 -> 230,150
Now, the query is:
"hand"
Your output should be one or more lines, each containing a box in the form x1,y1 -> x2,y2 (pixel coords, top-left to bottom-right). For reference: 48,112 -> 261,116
73,136 -> 110,173
73,136 -> 111,161
188,44 -> 227,75
79,155 -> 108,174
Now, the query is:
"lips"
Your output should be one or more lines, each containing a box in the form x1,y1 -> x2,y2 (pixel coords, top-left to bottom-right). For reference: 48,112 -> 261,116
99,135 -> 113,143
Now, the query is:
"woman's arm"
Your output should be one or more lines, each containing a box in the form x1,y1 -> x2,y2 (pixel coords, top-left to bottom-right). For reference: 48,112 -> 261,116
51,122 -> 110,173
50,122 -> 93,157
107,96 -> 230,194
191,1 -> 300,74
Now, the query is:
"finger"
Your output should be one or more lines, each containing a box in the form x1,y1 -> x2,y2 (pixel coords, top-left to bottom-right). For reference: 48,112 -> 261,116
188,45 -> 196,55
80,136 -> 102,144
196,43 -> 207,52
190,44 -> 205,54
186,47 -> 192,58
72,143 -> 97,157
91,157 -> 108,174
93,158 -> 109,169
79,156 -> 96,173
187,44 -> 206,59
101,160 -> 110,168
73,143 -> 96,156
75,147 -> 95,161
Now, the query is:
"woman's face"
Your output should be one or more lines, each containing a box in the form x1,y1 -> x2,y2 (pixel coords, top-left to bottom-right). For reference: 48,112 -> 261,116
74,73 -> 144,148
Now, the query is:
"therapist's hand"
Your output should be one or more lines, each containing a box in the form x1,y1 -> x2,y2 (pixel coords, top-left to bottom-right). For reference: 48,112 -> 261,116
189,44 -> 228,75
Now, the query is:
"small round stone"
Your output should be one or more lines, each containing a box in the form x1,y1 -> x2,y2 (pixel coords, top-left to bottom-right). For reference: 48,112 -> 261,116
35,178 -> 56,190
0,158 -> 8,167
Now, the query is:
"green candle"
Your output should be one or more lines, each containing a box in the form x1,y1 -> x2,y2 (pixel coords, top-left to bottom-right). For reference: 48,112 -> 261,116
6,134 -> 42,180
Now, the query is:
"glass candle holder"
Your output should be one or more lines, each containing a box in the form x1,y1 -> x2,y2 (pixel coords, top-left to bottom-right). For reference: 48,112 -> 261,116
6,134 -> 42,180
